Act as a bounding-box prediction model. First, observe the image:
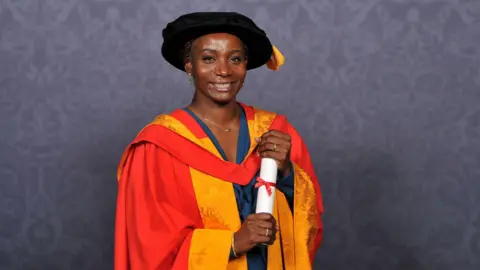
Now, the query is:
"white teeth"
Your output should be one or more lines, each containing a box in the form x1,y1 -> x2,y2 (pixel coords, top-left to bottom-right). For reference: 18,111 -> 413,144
213,83 -> 230,88
211,83 -> 231,91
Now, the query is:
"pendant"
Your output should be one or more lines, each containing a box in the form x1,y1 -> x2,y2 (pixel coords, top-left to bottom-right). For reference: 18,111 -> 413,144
225,128 -> 231,132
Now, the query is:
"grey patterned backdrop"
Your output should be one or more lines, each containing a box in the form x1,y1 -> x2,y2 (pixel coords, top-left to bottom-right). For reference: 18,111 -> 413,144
1,0 -> 479,269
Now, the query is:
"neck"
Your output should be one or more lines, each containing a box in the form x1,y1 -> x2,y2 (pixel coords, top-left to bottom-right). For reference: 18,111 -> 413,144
189,98 -> 239,125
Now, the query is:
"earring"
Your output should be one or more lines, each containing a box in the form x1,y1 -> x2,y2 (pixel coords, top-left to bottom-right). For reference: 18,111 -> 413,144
188,73 -> 194,84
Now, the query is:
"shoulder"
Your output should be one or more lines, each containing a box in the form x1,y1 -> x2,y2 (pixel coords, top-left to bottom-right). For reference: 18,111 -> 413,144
241,103 -> 306,143
241,103 -> 282,117
133,108 -> 189,141
241,103 -> 288,124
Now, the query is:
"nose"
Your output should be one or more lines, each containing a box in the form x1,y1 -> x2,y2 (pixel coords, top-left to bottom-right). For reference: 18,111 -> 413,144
214,59 -> 231,77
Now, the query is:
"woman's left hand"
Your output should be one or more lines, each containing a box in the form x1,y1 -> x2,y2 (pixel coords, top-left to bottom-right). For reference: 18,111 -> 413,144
255,130 -> 292,176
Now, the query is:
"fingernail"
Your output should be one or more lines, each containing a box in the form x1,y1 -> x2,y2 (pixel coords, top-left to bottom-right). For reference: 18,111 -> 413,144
255,137 -> 261,142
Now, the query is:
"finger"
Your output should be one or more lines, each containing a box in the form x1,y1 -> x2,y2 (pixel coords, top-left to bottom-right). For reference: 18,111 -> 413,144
254,217 -> 277,232
259,225 -> 277,238
257,133 -> 279,144
257,139 -> 290,153
256,220 -> 274,229
257,142 -> 290,154
259,136 -> 289,147
261,130 -> 291,141
257,142 -> 275,154
256,237 -> 276,246
266,229 -> 277,244
254,226 -> 276,239
259,150 -> 286,161
259,136 -> 291,151
253,213 -> 275,221
256,236 -> 272,245
267,234 -> 277,245
256,232 -> 277,246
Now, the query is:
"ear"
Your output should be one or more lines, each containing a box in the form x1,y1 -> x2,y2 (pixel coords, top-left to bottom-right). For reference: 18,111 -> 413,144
184,61 -> 193,75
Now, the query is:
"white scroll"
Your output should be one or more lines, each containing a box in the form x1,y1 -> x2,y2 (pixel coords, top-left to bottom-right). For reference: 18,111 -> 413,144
255,158 -> 278,214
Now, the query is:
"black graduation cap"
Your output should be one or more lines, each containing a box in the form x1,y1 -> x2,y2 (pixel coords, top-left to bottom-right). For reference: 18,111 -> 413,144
161,12 -> 284,72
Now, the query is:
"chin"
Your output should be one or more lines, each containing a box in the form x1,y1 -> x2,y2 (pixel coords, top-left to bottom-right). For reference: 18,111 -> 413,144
210,95 -> 237,106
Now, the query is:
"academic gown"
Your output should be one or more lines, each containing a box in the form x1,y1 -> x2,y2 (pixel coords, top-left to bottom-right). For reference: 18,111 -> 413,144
114,103 -> 323,270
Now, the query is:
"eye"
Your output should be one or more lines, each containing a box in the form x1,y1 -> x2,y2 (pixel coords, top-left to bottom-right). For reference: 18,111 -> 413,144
201,55 -> 215,63
230,56 -> 244,64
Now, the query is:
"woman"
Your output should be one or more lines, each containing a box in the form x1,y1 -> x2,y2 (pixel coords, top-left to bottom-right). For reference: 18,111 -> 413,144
114,12 -> 323,270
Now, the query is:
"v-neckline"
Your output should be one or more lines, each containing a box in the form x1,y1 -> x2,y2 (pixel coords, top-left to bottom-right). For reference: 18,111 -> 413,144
183,104 -> 251,165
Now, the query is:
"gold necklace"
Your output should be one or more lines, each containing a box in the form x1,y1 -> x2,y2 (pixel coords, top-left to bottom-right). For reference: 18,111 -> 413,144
189,106 -> 239,132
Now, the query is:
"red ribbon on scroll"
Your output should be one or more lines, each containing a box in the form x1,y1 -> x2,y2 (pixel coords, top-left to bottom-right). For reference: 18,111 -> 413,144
255,176 -> 277,196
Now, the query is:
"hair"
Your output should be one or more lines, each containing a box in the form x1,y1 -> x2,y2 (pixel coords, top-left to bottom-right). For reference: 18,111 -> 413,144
182,39 -> 195,66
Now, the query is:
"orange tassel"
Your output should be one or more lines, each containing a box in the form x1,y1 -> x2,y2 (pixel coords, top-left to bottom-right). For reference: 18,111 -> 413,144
266,45 -> 285,71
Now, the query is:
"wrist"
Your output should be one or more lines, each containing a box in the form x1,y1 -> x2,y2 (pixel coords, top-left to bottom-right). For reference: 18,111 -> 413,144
232,232 -> 252,256
231,233 -> 239,258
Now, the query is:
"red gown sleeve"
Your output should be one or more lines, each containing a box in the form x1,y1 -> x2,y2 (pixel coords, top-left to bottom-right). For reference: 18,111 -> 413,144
114,142 -> 203,270
287,122 -> 324,262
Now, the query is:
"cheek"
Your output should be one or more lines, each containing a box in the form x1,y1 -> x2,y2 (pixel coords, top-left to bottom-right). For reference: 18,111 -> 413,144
232,66 -> 247,78
193,63 -> 214,79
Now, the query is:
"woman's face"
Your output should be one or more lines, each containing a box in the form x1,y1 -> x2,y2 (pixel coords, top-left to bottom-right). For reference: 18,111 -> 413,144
185,33 -> 248,105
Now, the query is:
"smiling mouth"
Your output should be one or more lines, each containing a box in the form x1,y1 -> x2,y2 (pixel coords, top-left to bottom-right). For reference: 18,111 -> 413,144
210,82 -> 235,92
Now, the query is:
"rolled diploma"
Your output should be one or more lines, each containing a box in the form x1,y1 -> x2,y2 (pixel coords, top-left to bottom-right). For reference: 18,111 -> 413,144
255,158 -> 278,214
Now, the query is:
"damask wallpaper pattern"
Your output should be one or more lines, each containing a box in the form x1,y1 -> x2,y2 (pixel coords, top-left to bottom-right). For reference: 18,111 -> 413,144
0,0 -> 479,269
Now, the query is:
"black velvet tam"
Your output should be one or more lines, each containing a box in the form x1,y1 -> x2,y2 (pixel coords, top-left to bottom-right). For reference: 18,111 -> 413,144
161,12 -> 273,72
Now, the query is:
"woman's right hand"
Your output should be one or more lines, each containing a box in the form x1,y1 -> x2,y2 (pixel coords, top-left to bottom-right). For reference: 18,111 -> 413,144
233,213 -> 278,255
